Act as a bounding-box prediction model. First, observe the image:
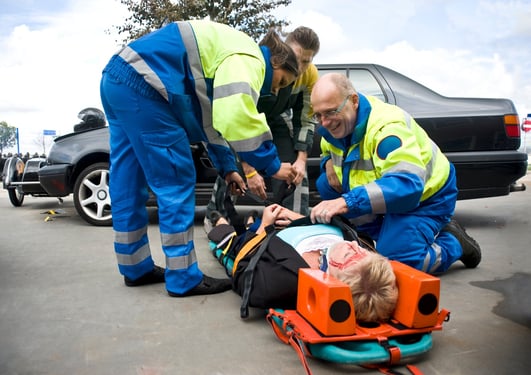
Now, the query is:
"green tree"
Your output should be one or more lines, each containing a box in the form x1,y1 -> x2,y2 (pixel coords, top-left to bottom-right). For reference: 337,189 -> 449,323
0,121 -> 17,155
113,0 -> 292,43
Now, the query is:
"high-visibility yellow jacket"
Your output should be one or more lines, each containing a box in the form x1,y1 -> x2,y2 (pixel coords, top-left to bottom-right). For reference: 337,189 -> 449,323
105,20 -> 281,177
318,94 -> 451,218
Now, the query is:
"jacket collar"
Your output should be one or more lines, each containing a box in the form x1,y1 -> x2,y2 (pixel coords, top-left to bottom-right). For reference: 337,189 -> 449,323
259,46 -> 274,96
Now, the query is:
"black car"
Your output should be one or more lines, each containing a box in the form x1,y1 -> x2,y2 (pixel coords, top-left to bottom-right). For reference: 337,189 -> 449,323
2,64 -> 527,226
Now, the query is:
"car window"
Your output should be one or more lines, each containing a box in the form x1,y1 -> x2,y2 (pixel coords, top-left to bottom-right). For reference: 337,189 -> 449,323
348,70 -> 386,102
318,68 -> 386,102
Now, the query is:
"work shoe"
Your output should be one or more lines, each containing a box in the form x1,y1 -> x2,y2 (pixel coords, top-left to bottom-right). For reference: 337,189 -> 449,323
168,275 -> 232,297
203,215 -> 213,233
203,210 -> 224,233
208,211 -> 224,226
442,219 -> 482,268
124,265 -> 166,287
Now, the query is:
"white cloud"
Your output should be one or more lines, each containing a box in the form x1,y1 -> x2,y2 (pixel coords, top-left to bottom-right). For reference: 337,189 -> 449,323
1,0 -> 530,155
276,0 -> 530,121
284,10 -> 349,58
0,0 -> 127,154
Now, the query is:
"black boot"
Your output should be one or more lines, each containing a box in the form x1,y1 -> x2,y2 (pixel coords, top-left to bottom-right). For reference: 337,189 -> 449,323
168,275 -> 232,297
442,219 -> 482,268
124,265 -> 165,286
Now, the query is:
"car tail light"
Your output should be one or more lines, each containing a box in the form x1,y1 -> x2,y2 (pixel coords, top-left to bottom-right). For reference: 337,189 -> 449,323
504,114 -> 521,137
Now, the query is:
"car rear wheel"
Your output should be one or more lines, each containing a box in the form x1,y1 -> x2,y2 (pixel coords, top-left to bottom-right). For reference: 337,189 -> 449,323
8,188 -> 24,207
73,162 -> 112,226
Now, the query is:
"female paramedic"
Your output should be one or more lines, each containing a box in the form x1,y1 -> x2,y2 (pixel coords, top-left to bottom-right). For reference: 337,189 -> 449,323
99,20 -> 299,297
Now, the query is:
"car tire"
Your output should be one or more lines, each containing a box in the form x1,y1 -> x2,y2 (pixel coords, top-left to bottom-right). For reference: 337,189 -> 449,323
73,162 -> 112,226
8,188 -> 24,207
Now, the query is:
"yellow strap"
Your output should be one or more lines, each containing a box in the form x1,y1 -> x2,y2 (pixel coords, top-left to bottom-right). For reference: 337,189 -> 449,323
232,231 -> 267,277
221,234 -> 235,256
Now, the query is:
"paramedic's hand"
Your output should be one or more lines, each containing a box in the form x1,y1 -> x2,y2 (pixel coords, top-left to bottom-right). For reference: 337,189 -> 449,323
225,171 -> 246,196
311,197 -> 349,224
273,163 -> 297,185
247,174 -> 267,199
291,152 -> 307,186
241,162 -> 266,200
325,159 -> 341,193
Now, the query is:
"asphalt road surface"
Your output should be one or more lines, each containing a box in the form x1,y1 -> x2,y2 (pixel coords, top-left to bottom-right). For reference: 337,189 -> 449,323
1,174 -> 530,375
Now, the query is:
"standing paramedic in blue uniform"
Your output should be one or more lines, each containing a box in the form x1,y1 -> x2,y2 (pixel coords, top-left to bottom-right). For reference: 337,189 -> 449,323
309,73 -> 481,274
100,20 -> 299,297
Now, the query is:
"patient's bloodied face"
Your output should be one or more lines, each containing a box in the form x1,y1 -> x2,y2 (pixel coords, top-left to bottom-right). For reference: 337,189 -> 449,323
327,241 -> 370,276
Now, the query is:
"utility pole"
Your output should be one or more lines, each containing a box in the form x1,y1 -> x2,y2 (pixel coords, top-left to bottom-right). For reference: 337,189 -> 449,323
16,128 -> 20,154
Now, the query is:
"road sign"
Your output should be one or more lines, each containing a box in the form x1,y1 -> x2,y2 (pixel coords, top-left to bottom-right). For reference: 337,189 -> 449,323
522,115 -> 531,133
43,129 -> 56,136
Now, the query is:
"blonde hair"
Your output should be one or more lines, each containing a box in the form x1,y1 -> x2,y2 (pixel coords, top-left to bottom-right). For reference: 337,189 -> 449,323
331,252 -> 398,322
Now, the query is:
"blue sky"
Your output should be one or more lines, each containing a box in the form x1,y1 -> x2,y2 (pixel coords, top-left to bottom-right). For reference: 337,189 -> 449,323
1,0 -> 530,154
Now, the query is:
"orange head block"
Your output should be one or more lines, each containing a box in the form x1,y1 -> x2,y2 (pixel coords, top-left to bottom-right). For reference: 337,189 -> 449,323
296,269 -> 357,336
390,260 -> 440,328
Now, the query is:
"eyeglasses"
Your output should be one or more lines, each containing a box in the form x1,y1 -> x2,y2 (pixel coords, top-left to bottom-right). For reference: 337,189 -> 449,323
312,95 -> 351,122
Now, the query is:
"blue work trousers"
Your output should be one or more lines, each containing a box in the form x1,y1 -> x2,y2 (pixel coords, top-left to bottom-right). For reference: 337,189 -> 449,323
100,73 -> 203,294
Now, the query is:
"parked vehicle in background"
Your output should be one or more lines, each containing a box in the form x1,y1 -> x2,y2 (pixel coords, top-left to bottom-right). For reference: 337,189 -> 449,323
2,65 -> 528,226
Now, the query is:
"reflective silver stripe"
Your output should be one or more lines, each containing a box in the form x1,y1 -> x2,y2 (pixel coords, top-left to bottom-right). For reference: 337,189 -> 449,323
114,226 -> 148,244
214,82 -> 259,103
330,153 -> 342,168
425,141 -> 438,183
160,227 -> 194,247
280,110 -> 292,125
297,125 -> 310,144
116,243 -> 151,266
423,242 -> 442,273
365,181 -> 386,213
331,154 -> 374,171
352,158 -> 374,171
160,226 -> 197,270
177,21 -> 226,147
384,161 -> 426,181
403,110 -> 412,129
421,251 -> 431,272
118,46 -> 169,101
166,250 -> 198,271
229,132 -> 273,153
292,180 -> 309,212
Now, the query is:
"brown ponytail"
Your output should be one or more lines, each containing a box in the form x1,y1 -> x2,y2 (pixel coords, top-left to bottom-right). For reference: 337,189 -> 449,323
259,29 -> 299,77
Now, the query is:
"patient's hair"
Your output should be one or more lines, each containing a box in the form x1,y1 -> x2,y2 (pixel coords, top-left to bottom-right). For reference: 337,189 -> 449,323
331,252 -> 398,322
